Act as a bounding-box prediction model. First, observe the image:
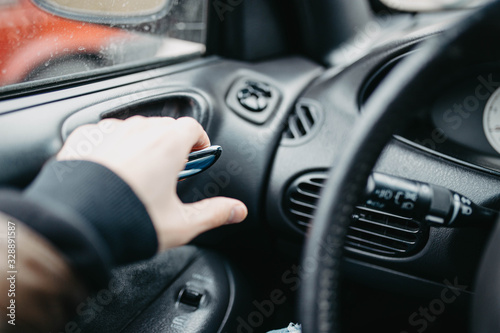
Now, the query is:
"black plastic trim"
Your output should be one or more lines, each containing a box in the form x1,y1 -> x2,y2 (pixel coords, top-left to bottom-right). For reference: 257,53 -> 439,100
61,89 -> 211,139
395,135 -> 500,178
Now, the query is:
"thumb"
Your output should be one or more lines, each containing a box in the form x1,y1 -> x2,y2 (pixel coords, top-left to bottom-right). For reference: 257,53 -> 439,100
183,197 -> 247,233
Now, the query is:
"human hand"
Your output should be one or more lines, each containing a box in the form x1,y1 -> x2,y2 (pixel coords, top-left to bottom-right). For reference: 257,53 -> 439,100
57,116 -> 247,251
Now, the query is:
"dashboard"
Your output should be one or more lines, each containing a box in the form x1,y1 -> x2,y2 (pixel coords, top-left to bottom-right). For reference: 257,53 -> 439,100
2,2 -> 500,331
404,69 -> 500,175
0,7 -> 499,318
359,48 -> 500,176
266,19 -> 500,302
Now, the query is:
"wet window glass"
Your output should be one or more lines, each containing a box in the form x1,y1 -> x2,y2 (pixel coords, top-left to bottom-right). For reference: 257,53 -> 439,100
0,0 -> 206,91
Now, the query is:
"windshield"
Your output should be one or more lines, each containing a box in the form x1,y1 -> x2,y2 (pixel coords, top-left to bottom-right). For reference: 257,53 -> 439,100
380,0 -> 494,11
0,0 -> 206,92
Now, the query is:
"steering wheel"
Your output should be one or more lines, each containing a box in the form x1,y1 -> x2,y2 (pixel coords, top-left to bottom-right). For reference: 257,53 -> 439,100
299,1 -> 500,332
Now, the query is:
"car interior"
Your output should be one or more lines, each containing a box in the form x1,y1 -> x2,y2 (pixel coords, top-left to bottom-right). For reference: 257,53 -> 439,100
2,0 -> 500,332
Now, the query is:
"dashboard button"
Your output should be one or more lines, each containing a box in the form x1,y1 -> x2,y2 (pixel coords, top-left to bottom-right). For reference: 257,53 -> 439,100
237,81 -> 272,112
226,76 -> 281,124
178,288 -> 203,308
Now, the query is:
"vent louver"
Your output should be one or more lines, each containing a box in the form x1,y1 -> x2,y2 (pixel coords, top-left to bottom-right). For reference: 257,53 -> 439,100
282,100 -> 322,143
283,172 -> 428,258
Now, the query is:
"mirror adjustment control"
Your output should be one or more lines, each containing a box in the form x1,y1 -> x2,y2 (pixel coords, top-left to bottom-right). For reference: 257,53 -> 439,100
237,81 -> 272,112
226,76 -> 281,124
178,287 -> 203,308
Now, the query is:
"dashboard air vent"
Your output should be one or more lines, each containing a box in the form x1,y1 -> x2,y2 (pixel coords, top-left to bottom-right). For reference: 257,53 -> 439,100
283,172 -> 428,258
347,206 -> 426,256
286,173 -> 326,228
282,100 -> 322,143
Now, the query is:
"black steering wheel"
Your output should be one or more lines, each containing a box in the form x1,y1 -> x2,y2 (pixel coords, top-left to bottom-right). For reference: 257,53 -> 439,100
299,1 -> 500,332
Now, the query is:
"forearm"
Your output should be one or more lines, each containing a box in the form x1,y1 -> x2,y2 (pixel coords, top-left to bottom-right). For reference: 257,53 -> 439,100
0,160 -> 159,332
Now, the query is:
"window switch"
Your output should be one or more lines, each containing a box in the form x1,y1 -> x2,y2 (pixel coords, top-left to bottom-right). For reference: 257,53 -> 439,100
178,288 -> 203,308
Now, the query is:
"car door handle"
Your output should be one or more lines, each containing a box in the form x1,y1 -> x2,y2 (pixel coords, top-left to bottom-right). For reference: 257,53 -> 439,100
178,145 -> 222,181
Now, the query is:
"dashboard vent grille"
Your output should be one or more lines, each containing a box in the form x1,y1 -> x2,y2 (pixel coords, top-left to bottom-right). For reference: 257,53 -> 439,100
287,174 -> 326,228
347,206 -> 426,256
283,172 -> 428,258
282,100 -> 322,143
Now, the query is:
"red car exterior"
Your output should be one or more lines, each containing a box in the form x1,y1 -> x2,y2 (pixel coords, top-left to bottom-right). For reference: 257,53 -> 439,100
0,0 -> 129,86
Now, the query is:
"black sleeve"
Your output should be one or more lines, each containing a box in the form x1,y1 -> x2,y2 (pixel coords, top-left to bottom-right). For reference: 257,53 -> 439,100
0,160 -> 158,289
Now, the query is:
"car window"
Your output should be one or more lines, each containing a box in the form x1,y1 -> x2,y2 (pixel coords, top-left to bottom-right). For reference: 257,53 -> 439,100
0,0 -> 206,92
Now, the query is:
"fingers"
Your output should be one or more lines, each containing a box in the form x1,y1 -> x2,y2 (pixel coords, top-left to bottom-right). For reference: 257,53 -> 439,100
60,115 -> 247,252
61,116 -> 208,157
183,197 -> 247,232
113,116 -> 210,154
170,117 -> 211,152
140,117 -> 211,173
154,198 -> 247,251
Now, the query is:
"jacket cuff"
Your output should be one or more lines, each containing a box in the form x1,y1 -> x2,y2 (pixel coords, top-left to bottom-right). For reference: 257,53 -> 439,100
0,189 -> 111,289
24,160 -> 158,266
